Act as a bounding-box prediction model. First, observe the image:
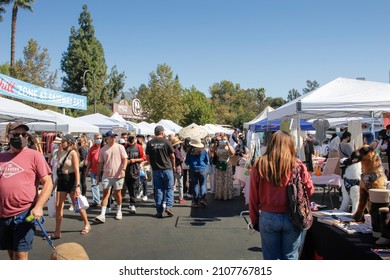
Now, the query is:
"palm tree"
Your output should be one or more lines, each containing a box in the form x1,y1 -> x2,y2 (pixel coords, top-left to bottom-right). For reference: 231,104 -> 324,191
0,0 -> 11,22
9,0 -> 35,72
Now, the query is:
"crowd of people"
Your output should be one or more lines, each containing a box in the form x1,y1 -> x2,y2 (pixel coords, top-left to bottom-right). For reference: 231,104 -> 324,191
0,121 -> 249,259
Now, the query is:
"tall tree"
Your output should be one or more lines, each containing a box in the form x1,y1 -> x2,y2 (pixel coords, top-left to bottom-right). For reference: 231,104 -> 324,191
302,80 -> 320,94
7,0 -> 35,73
137,63 -> 184,123
209,80 -> 240,125
181,86 -> 214,126
13,39 -> 57,88
287,88 -> 300,102
60,4 -> 107,113
0,1 -> 10,22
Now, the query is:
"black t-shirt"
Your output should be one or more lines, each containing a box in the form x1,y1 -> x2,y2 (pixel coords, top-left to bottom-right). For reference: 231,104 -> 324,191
145,137 -> 174,170
125,144 -> 141,178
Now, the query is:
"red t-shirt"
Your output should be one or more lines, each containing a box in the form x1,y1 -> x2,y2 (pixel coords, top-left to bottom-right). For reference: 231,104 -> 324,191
249,159 -> 314,226
0,148 -> 51,218
87,144 -> 101,174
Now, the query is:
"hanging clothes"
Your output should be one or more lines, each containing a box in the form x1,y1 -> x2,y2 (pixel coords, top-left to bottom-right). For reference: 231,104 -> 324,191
348,120 -> 363,150
312,119 -> 330,143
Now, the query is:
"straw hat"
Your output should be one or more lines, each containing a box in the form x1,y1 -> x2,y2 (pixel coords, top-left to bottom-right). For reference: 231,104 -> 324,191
189,138 -> 204,148
171,137 -> 183,147
53,137 -> 62,144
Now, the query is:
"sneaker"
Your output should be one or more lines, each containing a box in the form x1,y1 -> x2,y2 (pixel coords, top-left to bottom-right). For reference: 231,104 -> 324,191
200,200 -> 207,207
178,198 -> 185,204
165,208 -> 174,217
95,214 -> 106,223
69,205 -> 74,211
155,213 -> 163,219
115,212 -> 123,220
129,205 -> 136,214
142,195 -> 148,202
136,190 -> 143,199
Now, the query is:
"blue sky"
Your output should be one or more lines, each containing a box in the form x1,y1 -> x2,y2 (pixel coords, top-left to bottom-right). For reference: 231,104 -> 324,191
0,0 -> 389,99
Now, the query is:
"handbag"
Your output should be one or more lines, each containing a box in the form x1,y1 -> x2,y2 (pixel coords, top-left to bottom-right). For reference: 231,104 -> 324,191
286,164 -> 313,230
56,150 -> 72,177
216,160 -> 228,171
77,195 -> 89,210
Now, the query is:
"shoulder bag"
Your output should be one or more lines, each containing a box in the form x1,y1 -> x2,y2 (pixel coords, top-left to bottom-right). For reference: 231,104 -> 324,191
56,150 -> 72,177
286,164 -> 313,230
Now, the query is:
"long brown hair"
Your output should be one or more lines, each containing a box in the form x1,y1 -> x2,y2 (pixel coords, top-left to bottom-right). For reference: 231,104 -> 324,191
257,130 -> 296,186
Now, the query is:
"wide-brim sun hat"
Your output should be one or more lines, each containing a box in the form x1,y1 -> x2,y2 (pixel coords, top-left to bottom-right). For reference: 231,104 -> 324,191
171,137 -> 183,147
189,138 -> 204,148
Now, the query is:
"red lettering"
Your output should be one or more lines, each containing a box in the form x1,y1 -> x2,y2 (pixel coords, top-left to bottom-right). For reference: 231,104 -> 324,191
0,78 -> 15,93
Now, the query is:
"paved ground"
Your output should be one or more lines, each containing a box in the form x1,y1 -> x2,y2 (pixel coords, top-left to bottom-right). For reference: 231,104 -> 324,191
0,181 -> 339,260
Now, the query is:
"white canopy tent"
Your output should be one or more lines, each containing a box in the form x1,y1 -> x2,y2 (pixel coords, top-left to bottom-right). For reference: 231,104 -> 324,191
244,106 -> 274,129
268,77 -> 390,121
0,96 -> 56,123
110,112 -> 139,132
136,121 -> 156,135
76,113 -> 126,134
27,110 -> 99,134
157,119 -> 182,133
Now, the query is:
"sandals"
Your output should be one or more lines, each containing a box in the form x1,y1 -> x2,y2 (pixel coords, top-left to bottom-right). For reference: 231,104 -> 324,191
42,233 -> 61,240
80,225 -> 91,235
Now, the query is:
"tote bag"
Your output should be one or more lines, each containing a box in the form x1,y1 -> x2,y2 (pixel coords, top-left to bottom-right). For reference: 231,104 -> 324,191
47,189 -> 56,218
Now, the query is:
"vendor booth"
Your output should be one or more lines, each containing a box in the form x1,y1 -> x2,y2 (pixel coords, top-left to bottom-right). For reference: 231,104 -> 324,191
248,118 -> 314,132
76,113 -> 127,134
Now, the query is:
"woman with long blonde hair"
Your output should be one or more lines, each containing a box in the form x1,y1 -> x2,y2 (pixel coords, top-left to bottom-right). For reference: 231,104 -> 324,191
249,130 -> 314,260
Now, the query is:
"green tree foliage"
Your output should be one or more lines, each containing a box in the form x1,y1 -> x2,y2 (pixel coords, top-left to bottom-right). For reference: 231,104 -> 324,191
266,97 -> 286,108
13,39 -> 57,88
287,88 -> 300,102
137,63 -> 184,123
181,86 -> 214,126
0,1 -> 10,22
60,4 -> 107,112
0,63 -> 10,75
302,80 -> 320,94
101,65 -> 126,105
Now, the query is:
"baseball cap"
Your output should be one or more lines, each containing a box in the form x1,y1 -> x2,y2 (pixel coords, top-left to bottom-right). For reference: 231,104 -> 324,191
105,131 -> 118,137
154,125 -> 164,135
61,134 -> 75,143
8,121 -> 29,132
118,138 -> 126,144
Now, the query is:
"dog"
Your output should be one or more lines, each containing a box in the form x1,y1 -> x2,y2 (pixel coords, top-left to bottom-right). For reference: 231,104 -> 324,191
339,155 -> 361,214
351,145 -> 387,221
50,242 -> 89,260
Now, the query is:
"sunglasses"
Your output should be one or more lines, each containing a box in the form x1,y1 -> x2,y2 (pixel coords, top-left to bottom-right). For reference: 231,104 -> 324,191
10,132 -> 28,138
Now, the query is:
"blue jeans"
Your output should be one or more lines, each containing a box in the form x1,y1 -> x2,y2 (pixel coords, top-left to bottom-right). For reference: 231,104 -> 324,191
153,169 -> 174,214
259,211 -> 303,260
90,173 -> 101,204
190,170 -> 206,203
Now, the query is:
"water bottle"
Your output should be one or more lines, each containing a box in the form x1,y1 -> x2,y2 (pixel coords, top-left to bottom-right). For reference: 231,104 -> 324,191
74,198 -> 80,213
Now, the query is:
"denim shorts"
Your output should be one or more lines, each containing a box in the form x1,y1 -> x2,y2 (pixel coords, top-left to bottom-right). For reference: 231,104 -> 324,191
0,209 -> 35,252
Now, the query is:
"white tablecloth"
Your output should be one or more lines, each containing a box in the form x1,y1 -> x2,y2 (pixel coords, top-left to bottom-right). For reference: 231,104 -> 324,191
311,174 -> 342,187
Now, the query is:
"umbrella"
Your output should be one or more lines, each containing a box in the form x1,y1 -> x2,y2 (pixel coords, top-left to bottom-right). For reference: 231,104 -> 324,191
178,123 -> 209,139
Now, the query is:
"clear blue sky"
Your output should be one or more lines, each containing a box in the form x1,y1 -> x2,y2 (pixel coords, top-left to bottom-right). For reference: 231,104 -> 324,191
0,0 -> 389,99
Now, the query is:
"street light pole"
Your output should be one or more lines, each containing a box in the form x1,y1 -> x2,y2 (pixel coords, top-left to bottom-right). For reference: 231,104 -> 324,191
81,70 -> 96,113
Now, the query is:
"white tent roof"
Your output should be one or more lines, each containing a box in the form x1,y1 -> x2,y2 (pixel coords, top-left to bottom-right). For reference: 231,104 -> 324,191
0,96 -> 56,123
110,112 -> 138,131
27,110 -> 99,133
76,113 -> 126,133
135,121 -> 155,135
157,119 -> 182,133
268,77 -> 390,121
243,106 -> 274,129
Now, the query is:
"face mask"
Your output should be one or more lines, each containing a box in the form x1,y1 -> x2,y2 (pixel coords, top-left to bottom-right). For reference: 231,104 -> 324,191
95,139 -> 102,145
221,140 -> 227,145
10,137 -> 28,150
176,144 -> 180,148
53,144 -> 59,149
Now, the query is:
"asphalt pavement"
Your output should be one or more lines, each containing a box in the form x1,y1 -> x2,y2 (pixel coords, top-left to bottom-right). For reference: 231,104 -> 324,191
0,180 -> 337,260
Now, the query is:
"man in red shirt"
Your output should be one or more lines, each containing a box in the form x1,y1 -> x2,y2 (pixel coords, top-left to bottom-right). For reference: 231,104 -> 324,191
0,122 -> 53,260
86,133 -> 102,207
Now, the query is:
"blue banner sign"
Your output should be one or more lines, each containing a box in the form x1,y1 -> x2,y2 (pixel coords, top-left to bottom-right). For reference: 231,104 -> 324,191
0,73 -> 87,110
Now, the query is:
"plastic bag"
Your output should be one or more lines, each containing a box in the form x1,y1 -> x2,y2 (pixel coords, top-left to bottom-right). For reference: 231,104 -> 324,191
47,189 -> 56,218
77,195 -> 89,210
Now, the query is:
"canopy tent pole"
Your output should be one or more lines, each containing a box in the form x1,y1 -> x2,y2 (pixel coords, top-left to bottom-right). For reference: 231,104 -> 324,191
370,111 -> 375,141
